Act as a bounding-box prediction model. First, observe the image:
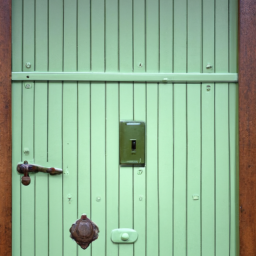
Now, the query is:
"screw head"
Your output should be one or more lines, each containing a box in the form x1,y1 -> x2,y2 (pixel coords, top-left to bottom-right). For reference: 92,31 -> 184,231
192,194 -> 199,200
25,62 -> 31,68
24,83 -> 32,89
206,63 -> 212,69
96,197 -> 101,202
23,148 -> 29,154
206,85 -> 211,91
137,169 -> 143,175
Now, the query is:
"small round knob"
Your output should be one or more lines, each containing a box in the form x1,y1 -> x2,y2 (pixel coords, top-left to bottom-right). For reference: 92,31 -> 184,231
22,175 -> 31,186
81,214 -> 87,220
121,233 -> 129,241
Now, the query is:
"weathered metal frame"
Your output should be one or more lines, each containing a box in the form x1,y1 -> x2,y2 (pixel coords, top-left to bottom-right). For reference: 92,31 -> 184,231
0,0 -> 255,255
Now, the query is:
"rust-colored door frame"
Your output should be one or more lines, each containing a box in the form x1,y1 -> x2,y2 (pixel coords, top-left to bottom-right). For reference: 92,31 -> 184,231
0,0 -> 12,255
239,0 -> 256,255
0,0 -> 255,255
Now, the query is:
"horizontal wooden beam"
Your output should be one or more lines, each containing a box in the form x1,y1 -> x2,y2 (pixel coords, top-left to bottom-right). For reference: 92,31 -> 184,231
12,72 -> 238,83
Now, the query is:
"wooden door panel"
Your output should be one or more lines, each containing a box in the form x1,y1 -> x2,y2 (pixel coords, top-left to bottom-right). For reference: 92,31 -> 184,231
12,0 -> 239,255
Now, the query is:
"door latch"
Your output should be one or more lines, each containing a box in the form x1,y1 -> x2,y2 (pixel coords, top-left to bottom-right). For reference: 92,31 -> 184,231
17,161 -> 63,186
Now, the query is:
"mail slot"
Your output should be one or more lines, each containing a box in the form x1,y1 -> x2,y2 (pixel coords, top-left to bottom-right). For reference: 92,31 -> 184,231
119,121 -> 145,166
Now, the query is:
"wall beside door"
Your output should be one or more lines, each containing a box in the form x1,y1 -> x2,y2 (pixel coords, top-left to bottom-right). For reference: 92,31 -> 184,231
12,0 -> 238,256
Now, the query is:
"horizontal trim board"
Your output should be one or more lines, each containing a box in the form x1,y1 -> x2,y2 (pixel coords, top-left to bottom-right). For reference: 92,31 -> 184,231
12,72 -> 238,83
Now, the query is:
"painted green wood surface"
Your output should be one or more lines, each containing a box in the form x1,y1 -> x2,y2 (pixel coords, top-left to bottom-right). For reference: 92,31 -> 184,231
12,0 -> 238,256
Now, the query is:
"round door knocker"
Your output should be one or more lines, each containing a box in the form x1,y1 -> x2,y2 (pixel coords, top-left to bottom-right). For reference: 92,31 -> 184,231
69,214 -> 99,249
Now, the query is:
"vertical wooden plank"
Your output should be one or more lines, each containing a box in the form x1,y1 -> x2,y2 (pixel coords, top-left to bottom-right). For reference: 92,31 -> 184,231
12,1 -> 21,256
203,0 -> 214,73
34,1 -> 49,254
90,0 -> 106,254
173,12 -> 187,255
239,0 -> 256,255
229,3 -> 238,254
187,84 -> 201,256
91,83 -> 106,256
77,82 -> 91,256
173,0 -> 186,73
21,82 -> 35,256
146,83 -> 158,256
133,0 -> 145,73
63,83 -> 78,256
133,2 -> 146,253
77,0 -> 90,71
215,84 -> 229,256
12,83 -> 21,256
63,0 -> 78,254
48,82 -> 63,256
12,0 -> 22,72
229,84 -> 238,256
119,83 -> 133,256
215,0 -> 229,254
91,0 -> 104,71
229,0 -> 238,74
49,0 -> 63,72
158,83 -> 173,255
105,0 -> 118,72
159,0 -> 173,72
134,83 -> 146,256
215,0 -> 229,73
34,82 -> 48,256
201,83 -> 215,256
106,83 -> 119,256
146,0 -> 159,72
63,0 -> 77,71
105,1 -> 119,255
48,0 -> 63,255
119,0 -> 133,72
21,1 -> 35,254
35,0 -> 48,71
187,1 -> 202,254
173,84 -> 186,256
119,0 -> 133,254
23,0 -> 34,71
187,0 -> 201,72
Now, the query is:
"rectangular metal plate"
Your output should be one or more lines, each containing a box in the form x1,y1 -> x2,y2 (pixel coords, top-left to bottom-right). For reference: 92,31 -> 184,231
119,121 -> 145,166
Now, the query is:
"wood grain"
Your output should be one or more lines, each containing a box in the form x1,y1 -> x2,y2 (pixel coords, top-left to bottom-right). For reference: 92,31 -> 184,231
0,0 -> 12,255
239,0 -> 256,255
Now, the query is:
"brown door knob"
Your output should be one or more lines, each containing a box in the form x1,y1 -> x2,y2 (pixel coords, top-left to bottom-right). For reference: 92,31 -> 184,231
21,171 -> 31,186
69,214 -> 99,249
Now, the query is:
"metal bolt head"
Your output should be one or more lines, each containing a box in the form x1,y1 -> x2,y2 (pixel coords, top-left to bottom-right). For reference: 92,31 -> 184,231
24,83 -> 32,89
206,63 -> 212,69
137,169 -> 143,175
25,62 -> 31,68
192,194 -> 199,200
96,197 -> 101,202
23,148 -> 29,154
206,85 -> 211,91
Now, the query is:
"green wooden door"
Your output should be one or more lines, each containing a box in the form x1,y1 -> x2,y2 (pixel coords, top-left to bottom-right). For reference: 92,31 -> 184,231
12,0 -> 239,255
